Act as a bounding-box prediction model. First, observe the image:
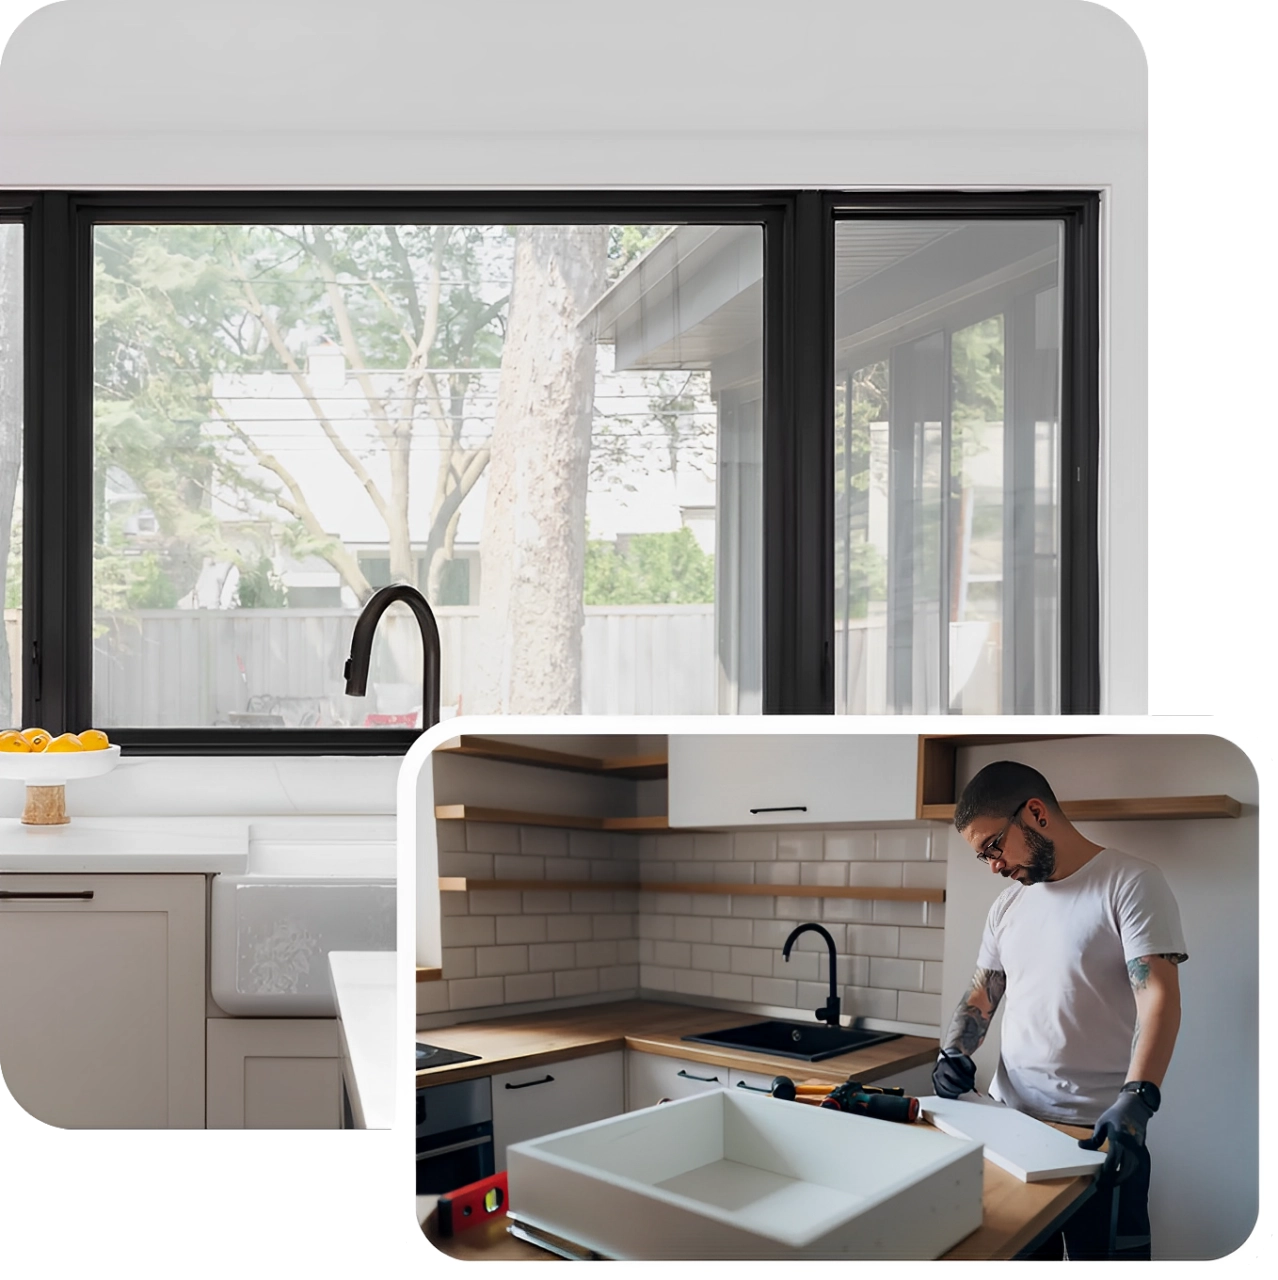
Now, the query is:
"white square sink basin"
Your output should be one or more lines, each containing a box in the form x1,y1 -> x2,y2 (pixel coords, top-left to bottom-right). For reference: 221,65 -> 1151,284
210,822 -> 395,1016
507,1088 -> 984,1260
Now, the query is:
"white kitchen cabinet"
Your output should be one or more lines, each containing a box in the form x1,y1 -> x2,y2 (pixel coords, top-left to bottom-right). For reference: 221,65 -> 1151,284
728,1066 -> 778,1096
0,873 -> 206,1128
493,1050 -> 624,1168
206,1017 -> 342,1129
667,734 -> 919,827
625,1050 -> 729,1111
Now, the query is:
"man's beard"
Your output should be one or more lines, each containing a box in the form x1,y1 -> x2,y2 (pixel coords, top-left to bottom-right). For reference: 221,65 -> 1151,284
1004,821 -> 1057,884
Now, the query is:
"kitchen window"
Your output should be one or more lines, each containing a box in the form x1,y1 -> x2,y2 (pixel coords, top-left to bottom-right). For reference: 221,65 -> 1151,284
9,192 -> 1097,752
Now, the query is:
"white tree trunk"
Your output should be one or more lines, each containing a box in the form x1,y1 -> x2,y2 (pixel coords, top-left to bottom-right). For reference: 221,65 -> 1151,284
470,226 -> 608,714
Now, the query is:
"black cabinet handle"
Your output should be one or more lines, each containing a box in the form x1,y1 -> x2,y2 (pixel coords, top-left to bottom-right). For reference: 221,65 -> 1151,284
677,1069 -> 721,1083
735,1080 -> 771,1093
749,806 -> 808,815
0,891 -> 95,901
505,1075 -> 555,1090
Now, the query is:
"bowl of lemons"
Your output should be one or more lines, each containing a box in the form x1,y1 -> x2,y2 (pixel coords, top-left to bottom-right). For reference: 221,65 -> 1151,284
0,729 -> 121,824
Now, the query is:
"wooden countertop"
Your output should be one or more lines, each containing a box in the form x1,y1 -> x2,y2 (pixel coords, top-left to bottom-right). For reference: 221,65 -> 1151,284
415,999 -> 938,1087
418,1119 -> 1096,1262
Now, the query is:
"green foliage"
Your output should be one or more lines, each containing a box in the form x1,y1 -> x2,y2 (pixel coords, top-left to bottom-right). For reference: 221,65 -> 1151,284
93,550 -> 179,612
233,555 -> 288,608
951,316 -> 1004,463
584,527 -> 714,605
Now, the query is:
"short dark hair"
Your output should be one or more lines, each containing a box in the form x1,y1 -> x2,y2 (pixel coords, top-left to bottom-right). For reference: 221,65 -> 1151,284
954,761 -> 1061,832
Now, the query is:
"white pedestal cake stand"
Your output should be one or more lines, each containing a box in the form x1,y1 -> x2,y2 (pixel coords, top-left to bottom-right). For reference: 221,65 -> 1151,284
0,746 -> 122,825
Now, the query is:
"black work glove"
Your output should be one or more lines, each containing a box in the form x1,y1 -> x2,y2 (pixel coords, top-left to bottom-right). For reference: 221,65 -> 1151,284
1078,1090 -> 1153,1185
932,1049 -> 978,1099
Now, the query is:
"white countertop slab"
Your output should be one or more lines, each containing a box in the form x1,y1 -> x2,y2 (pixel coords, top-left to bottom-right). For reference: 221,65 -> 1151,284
0,816 -> 251,873
329,949 -> 396,1130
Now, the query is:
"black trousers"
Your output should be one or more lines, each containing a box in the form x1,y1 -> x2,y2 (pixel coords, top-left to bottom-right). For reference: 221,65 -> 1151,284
1025,1143 -> 1153,1261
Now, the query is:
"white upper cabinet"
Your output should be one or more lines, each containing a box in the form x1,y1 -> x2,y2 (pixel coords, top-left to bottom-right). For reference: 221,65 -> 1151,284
668,735 -> 919,828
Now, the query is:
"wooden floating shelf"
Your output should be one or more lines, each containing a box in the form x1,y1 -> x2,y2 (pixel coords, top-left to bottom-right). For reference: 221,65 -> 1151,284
920,795 -> 1243,824
416,967 -> 443,983
435,804 -> 668,832
435,736 -> 668,780
437,878 -> 944,903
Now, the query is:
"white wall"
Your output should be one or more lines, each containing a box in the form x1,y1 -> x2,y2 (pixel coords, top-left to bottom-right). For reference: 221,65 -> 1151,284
940,734 -> 1258,1261
0,0 -> 1149,711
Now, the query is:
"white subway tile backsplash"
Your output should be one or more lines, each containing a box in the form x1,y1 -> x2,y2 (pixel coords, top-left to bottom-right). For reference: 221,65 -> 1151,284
599,965 -> 639,992
730,895 -> 776,918
655,893 -> 693,915
774,949 -> 818,981
876,830 -> 931,861
504,973 -> 554,1004
522,890 -> 573,914
496,915 -> 547,945
593,913 -> 634,941
751,919 -> 798,949
692,943 -> 732,971
659,834 -> 696,862
466,823 -> 521,854
897,991 -> 941,1025
712,918 -> 753,946
468,890 -> 524,915
653,940 -> 692,969
496,854 -> 543,880
439,893 -> 470,917
796,981 -> 832,1011
899,927 -> 946,961
637,939 -> 655,964
529,942 -> 576,972
438,851 -> 495,879
923,962 -> 944,994
821,898 -> 874,923
520,826 -> 568,857
617,939 -> 640,965
754,861 -> 801,885
476,945 -> 529,977
641,913 -> 676,940
675,862 -> 705,884
871,899 -> 927,926
870,957 -> 924,991
640,965 -> 675,989
436,820 -> 468,852
638,835 -> 661,862
449,977 -> 505,1009
843,985 -> 898,1020
441,916 -> 495,948
568,829 -> 609,860
733,831 -> 777,861
753,977 -> 798,1007
555,969 -> 600,998
576,940 -> 619,969
824,832 -> 875,861
639,861 -> 673,882
674,968 -> 713,997
674,916 -> 713,944
546,914 -> 593,943
441,948 -> 477,980
714,862 -> 755,885
417,979 -> 451,1014
690,894 -> 733,916
926,902 -> 947,928
846,924 -> 899,957
712,972 -> 754,1002
570,891 -> 614,914
694,833 -> 734,861
777,833 -> 824,862
591,859 -> 632,882
773,895 -> 820,919
902,862 -> 948,890
730,947 -> 775,977
928,833 -> 947,862
846,862 -> 903,888
800,862 -> 848,887
546,857 -> 588,880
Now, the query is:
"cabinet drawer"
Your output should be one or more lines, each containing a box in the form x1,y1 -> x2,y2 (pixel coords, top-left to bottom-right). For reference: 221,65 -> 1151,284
728,1066 -> 777,1097
492,1050 -> 624,1169
626,1051 -> 728,1111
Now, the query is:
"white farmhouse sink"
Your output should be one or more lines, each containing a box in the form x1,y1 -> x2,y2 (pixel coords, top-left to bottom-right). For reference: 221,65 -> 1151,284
210,822 -> 395,1016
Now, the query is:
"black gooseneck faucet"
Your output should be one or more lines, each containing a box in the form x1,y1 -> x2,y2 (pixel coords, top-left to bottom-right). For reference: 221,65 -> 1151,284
343,584 -> 442,730
782,922 -> 841,1029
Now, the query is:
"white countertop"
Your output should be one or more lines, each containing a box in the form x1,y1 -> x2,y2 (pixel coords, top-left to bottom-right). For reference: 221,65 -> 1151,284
0,816 -> 251,872
329,950 -> 396,1130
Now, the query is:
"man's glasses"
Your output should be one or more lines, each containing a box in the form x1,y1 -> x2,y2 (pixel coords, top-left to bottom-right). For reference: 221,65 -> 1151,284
977,800 -> 1029,864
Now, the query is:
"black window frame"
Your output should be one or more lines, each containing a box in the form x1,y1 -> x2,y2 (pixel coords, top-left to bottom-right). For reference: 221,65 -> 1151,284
4,189 -> 1099,754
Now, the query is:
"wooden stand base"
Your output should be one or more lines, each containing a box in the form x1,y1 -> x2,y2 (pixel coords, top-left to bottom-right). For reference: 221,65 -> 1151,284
22,784 -> 70,825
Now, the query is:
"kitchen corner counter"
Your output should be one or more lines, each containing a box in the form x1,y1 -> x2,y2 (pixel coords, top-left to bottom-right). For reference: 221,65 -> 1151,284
0,816 -> 250,873
330,950 -> 396,1130
415,999 -> 938,1087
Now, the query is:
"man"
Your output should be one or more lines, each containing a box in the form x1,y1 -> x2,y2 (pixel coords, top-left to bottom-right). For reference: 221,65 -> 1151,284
933,761 -> 1186,1261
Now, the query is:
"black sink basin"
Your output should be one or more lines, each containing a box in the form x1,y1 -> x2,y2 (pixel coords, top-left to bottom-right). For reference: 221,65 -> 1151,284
682,1020 -> 901,1063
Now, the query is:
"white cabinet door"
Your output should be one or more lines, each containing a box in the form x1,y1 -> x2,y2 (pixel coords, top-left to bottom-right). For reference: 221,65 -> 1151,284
0,873 -> 206,1128
492,1050 -> 624,1169
206,1018 -> 342,1129
728,1066 -> 778,1098
625,1051 -> 729,1111
667,734 -> 919,827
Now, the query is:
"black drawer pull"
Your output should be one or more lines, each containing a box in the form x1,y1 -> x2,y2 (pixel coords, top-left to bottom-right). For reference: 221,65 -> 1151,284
0,891 -> 95,901
505,1075 -> 555,1090
749,806 -> 808,815
677,1069 -> 720,1083
735,1080 -> 771,1093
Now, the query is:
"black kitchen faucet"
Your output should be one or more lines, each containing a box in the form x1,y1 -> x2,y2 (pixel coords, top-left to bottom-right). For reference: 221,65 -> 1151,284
344,583 -> 442,730
782,922 -> 841,1028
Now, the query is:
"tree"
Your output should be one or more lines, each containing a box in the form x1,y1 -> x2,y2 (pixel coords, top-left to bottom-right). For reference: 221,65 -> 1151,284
0,224 -> 22,724
585,528 -> 714,606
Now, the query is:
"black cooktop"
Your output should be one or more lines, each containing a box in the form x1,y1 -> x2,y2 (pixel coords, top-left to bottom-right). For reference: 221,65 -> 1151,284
416,1042 -> 481,1070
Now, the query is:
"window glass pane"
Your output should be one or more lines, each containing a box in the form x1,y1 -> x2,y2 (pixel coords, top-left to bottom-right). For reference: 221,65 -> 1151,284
1,222 -> 21,726
92,222 -> 762,727
833,219 -> 1062,715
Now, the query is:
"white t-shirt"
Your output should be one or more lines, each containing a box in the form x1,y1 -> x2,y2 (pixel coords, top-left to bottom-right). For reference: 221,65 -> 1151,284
976,847 -> 1188,1125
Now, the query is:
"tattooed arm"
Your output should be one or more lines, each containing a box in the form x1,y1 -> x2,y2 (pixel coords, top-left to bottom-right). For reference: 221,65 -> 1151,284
942,966 -> 1007,1056
1126,954 -> 1183,1087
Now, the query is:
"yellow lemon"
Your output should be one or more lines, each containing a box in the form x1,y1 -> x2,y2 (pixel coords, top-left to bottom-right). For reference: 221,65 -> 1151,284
0,730 -> 31,753
21,728 -> 51,751
78,729 -> 111,751
45,733 -> 86,753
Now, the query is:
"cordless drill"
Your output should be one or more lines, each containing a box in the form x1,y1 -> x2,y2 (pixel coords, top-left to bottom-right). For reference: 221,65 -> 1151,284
769,1074 -> 920,1123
